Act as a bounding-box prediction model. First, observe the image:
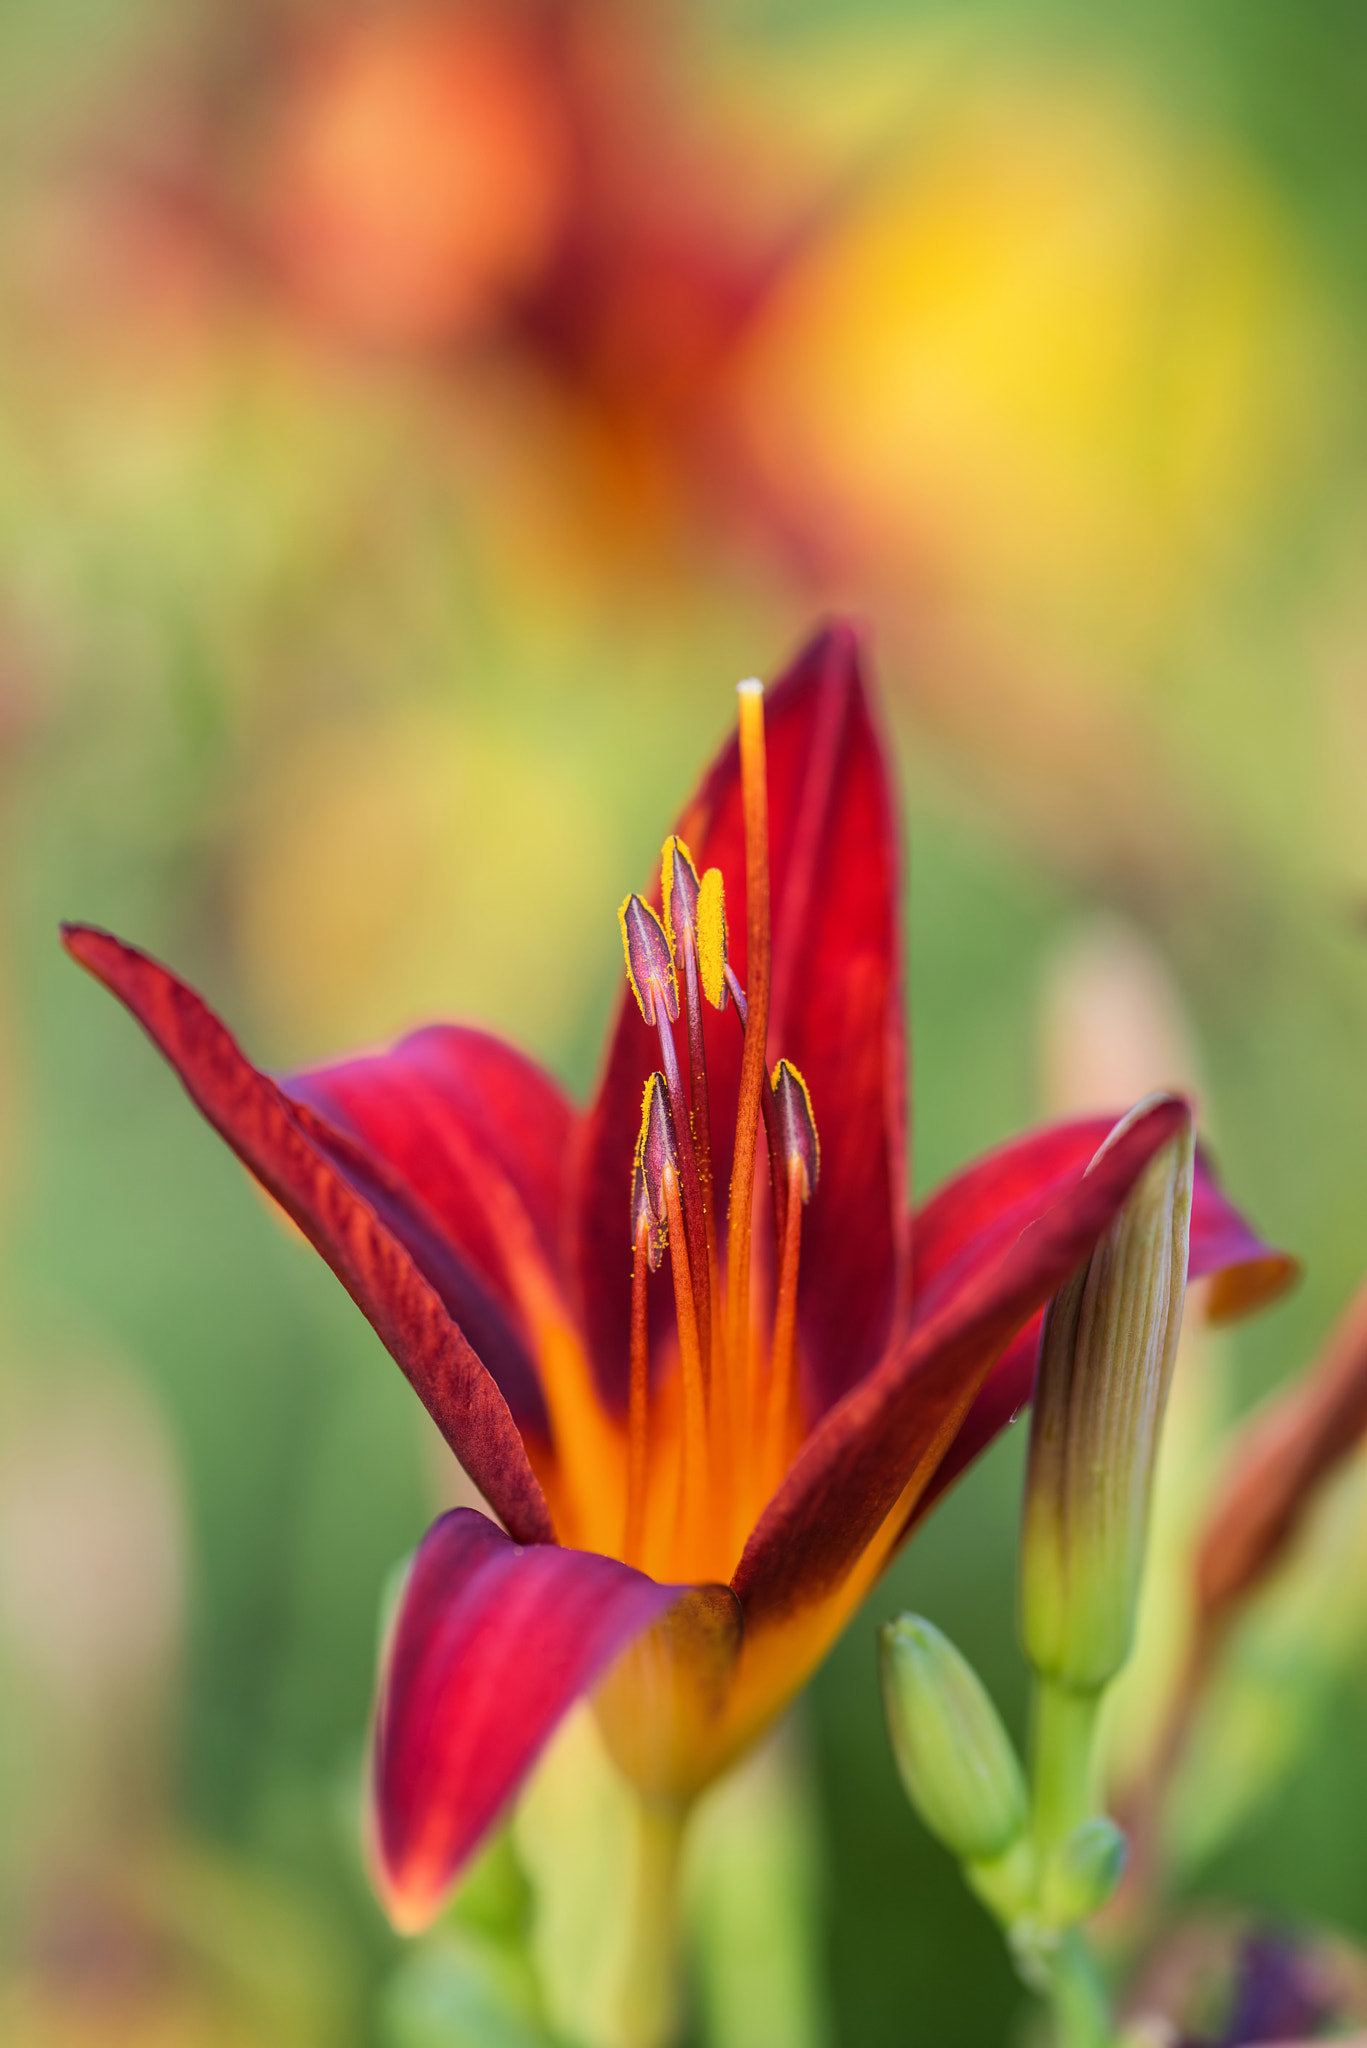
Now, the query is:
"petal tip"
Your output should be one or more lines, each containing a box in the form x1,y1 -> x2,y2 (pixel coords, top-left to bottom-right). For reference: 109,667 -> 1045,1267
1206,1250 -> 1302,1325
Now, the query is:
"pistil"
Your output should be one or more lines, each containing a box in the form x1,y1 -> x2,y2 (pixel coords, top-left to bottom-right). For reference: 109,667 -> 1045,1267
725,680 -> 772,1420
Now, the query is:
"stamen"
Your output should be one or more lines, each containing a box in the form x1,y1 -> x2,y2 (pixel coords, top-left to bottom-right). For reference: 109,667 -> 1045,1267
619,895 -> 678,1027
764,1060 -> 820,1495
726,680 -> 772,1408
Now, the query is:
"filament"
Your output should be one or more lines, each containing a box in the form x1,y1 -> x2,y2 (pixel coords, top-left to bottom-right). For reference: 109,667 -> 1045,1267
655,1010 -> 712,1382
724,963 -> 787,1261
625,1218 -> 651,1566
764,1155 -> 806,1500
663,1164 -> 709,1561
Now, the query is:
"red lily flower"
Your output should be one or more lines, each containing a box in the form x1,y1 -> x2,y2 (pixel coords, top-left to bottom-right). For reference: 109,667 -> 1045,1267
61,623 -> 1293,1934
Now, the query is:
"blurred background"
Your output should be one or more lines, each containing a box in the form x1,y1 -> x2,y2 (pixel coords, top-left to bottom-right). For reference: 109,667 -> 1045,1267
3,0 -> 1367,2041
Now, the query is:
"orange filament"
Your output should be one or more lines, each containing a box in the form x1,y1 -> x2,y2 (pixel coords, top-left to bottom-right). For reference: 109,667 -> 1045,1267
662,1163 -> 709,1562
726,680 -> 772,1427
764,1155 -> 806,1501
625,1218 -> 651,1566
654,1007 -> 712,1385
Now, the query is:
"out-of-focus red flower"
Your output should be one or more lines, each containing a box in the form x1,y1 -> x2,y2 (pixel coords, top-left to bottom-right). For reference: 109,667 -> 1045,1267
61,623 -> 1292,1932
264,8 -> 570,348
102,0 -> 798,495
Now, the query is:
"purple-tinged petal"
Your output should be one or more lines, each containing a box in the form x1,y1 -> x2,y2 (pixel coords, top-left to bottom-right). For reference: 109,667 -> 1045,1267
911,1115 -> 1296,1331
372,1508 -> 676,1930
902,1114 -> 1298,1519
61,924 -> 554,1544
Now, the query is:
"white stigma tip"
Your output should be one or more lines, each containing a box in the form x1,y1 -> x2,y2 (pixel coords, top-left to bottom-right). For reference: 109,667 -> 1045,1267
736,676 -> 763,696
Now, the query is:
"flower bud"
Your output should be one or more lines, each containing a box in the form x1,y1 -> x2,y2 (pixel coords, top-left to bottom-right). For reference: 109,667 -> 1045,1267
1020,1102 -> 1195,1693
879,1615 -> 1028,1866
1040,1816 -> 1127,1925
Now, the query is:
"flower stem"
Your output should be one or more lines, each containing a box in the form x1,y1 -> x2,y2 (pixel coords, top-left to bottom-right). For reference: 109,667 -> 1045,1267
1027,1678 -> 1116,2048
1042,1928 -> 1114,2048
1030,1678 -> 1102,1857
619,1797 -> 687,2048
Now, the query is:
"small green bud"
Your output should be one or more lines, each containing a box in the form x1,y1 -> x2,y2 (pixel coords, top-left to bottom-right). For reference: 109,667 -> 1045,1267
1021,1104 -> 1195,1692
879,1615 -> 1028,1865
1040,1816 -> 1127,1924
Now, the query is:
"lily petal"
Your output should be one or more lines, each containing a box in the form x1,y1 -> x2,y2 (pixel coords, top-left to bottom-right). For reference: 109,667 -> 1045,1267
574,620 -> 905,1413
286,1028 -> 579,1440
372,1507 -> 676,1931
61,924 -> 554,1544
906,1114 -> 1298,1520
726,1098 -> 1191,1740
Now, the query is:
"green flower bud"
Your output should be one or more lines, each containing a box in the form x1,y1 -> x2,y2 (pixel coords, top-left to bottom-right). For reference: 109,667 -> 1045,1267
1021,1103 -> 1194,1693
879,1615 -> 1028,1865
1040,1816 -> 1127,1925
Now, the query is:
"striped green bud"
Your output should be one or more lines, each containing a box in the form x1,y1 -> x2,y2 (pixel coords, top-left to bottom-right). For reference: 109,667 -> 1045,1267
1021,1103 -> 1194,1693
879,1615 -> 1028,1866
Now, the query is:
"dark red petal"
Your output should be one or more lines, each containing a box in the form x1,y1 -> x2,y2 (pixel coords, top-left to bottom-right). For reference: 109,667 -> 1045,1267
61,924 -> 554,1544
732,1098 -> 1190,1629
902,1113 -> 1299,1520
371,1507 -> 676,1930
574,620 -> 906,1414
285,1026 -> 580,1440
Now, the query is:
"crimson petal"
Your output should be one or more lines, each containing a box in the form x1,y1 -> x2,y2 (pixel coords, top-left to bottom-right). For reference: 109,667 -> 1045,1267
61,924 -> 553,1544
733,1097 -> 1190,1629
372,1507 -> 676,1930
574,620 -> 905,1414
286,1028 -> 579,1442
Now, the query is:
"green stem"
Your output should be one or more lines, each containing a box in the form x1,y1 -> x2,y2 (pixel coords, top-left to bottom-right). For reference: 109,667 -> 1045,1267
1045,1928 -> 1114,2048
1031,1679 -> 1103,1856
1026,1678 -> 1115,2048
619,1796 -> 688,2048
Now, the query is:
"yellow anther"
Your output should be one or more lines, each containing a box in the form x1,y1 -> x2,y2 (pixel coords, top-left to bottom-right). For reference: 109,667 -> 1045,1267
696,867 -> 729,1011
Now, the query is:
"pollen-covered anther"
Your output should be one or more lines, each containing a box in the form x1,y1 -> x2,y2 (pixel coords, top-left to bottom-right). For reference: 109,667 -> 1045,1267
695,867 -> 729,1012
661,836 -> 701,956
619,895 -> 679,1027
634,1072 -> 679,1264
631,1149 -> 666,1273
772,1059 -> 820,1202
